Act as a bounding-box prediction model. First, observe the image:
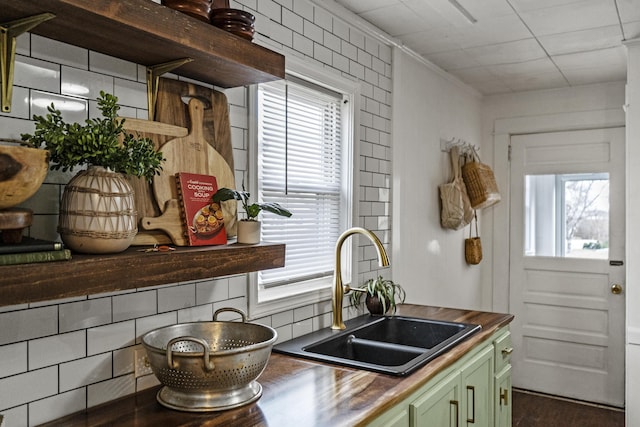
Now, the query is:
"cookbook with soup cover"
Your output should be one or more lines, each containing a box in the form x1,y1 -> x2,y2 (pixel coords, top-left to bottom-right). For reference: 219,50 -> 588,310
175,172 -> 228,246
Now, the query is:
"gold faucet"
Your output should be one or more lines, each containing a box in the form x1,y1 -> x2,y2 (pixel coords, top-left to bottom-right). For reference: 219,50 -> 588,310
331,227 -> 390,330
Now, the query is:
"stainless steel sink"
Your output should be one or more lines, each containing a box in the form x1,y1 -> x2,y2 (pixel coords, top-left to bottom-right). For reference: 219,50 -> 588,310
273,315 -> 481,376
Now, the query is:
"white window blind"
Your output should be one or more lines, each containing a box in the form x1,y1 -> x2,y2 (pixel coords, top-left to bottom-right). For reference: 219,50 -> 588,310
257,76 -> 345,288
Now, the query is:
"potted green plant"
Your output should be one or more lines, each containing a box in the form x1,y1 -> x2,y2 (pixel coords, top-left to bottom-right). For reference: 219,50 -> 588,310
212,185 -> 292,244
20,91 -> 164,254
349,275 -> 406,315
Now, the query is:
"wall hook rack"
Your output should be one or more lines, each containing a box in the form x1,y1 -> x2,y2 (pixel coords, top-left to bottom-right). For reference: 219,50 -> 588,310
1,13 -> 55,113
440,137 -> 478,155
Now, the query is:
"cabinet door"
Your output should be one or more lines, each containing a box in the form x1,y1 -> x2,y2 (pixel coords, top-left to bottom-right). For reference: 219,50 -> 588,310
411,371 -> 461,427
461,345 -> 494,427
494,365 -> 512,427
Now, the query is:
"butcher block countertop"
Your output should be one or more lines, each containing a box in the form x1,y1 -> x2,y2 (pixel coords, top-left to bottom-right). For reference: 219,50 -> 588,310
42,305 -> 513,427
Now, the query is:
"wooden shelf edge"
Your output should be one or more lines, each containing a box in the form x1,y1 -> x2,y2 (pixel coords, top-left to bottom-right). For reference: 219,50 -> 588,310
0,0 -> 285,88
0,242 -> 285,307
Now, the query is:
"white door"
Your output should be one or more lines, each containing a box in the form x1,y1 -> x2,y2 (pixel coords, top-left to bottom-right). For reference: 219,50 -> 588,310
509,127 -> 625,407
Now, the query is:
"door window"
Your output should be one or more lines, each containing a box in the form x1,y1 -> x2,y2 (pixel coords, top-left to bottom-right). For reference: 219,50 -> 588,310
524,173 -> 609,259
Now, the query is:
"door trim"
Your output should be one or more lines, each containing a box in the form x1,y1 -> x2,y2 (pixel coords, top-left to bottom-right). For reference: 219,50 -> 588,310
489,109 -> 625,313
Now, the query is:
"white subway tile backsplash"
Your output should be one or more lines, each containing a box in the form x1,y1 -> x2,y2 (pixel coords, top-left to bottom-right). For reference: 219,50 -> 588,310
272,310 -> 294,328
1,404 -> 27,427
87,320 -> 135,356
178,304 -> 213,323
28,388 -> 86,427
293,304 -> 314,322
258,0 -> 282,22
274,324 -> 292,344
59,297 -> 112,333
61,66 -> 113,99
196,278 -> 229,305
291,1 -> 312,20
283,8 -> 304,33
89,52 -> 137,81
157,284 -> 195,313
0,342 -> 27,379
135,312 -> 177,343
113,345 -> 136,376
0,367 -> 57,411
0,306 -> 57,346
16,33 -> 30,56
292,318 -> 313,338
29,330 -> 86,370
213,298 -> 247,319
113,78 -> 147,109
293,33 -> 314,57
14,56 -> 60,94
30,91 -> 88,125
112,291 -> 156,322
2,86 -> 30,119
228,276 -> 247,298
87,374 -> 135,408
31,35 -> 88,70
59,352 -> 112,392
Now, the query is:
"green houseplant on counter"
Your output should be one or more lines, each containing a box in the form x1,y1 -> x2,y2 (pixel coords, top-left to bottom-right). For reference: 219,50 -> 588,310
20,91 -> 164,254
349,275 -> 406,315
212,186 -> 292,244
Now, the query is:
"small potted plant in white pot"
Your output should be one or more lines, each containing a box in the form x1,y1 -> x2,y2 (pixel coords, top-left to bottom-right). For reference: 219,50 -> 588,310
20,91 -> 164,254
349,275 -> 406,315
212,185 -> 292,244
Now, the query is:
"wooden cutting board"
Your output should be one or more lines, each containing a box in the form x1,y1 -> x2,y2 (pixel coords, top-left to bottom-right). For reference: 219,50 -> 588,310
132,78 -> 236,245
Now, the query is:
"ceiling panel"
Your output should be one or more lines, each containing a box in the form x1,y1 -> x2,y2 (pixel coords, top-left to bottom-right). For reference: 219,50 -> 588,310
331,0 -> 631,94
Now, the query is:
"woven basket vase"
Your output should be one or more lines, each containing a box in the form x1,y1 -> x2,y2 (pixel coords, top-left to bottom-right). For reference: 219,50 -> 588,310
58,166 -> 137,254
461,160 -> 501,210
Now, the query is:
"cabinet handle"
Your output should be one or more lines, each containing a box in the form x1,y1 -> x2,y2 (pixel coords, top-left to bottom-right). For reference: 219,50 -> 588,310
450,399 -> 459,427
466,385 -> 475,423
501,347 -> 513,356
500,387 -> 509,406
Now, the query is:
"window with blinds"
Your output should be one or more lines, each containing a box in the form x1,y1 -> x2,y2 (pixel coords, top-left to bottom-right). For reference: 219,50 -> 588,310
256,75 -> 349,289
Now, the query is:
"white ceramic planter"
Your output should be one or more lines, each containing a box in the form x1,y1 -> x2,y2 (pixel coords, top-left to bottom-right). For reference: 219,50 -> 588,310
58,166 -> 137,253
237,220 -> 261,244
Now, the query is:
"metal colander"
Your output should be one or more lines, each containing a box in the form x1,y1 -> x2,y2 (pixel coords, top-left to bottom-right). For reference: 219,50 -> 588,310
141,307 -> 277,412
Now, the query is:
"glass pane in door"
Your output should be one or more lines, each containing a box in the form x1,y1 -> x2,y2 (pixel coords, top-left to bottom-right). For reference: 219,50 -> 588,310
524,173 -> 609,259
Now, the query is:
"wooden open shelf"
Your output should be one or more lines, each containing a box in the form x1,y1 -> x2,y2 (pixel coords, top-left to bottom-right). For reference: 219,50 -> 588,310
0,242 -> 285,307
0,0 -> 285,88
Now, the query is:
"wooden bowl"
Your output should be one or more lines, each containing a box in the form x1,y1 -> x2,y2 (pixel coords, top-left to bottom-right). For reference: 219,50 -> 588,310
0,145 -> 50,209
210,8 -> 255,25
163,0 -> 212,22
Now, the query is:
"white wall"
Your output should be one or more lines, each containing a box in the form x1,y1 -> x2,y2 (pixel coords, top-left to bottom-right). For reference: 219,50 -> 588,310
391,49 -> 486,310
624,38 -> 640,427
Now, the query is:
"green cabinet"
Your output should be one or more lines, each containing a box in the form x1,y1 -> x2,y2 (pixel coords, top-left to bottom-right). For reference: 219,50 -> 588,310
411,370 -> 461,426
369,327 -> 512,427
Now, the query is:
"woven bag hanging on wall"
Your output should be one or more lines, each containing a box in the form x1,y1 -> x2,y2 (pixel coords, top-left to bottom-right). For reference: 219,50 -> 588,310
465,211 -> 482,265
439,146 -> 474,230
461,148 -> 501,210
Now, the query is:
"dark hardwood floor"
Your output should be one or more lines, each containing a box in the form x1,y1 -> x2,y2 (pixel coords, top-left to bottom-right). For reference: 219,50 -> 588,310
513,389 -> 625,427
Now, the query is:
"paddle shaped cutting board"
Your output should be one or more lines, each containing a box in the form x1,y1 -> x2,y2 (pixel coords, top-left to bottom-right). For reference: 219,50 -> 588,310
151,97 -> 237,241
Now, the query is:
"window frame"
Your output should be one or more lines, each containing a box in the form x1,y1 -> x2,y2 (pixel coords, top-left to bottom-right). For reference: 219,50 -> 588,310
247,55 -> 360,319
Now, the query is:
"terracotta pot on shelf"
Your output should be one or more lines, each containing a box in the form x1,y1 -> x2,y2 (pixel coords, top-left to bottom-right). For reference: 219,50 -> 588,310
58,166 -> 137,254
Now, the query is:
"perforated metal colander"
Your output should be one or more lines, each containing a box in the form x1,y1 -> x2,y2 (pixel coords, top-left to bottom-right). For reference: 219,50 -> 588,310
142,307 -> 277,412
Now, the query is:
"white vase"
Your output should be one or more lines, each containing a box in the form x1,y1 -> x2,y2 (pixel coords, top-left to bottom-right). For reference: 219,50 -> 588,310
58,166 -> 137,254
237,220 -> 261,244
